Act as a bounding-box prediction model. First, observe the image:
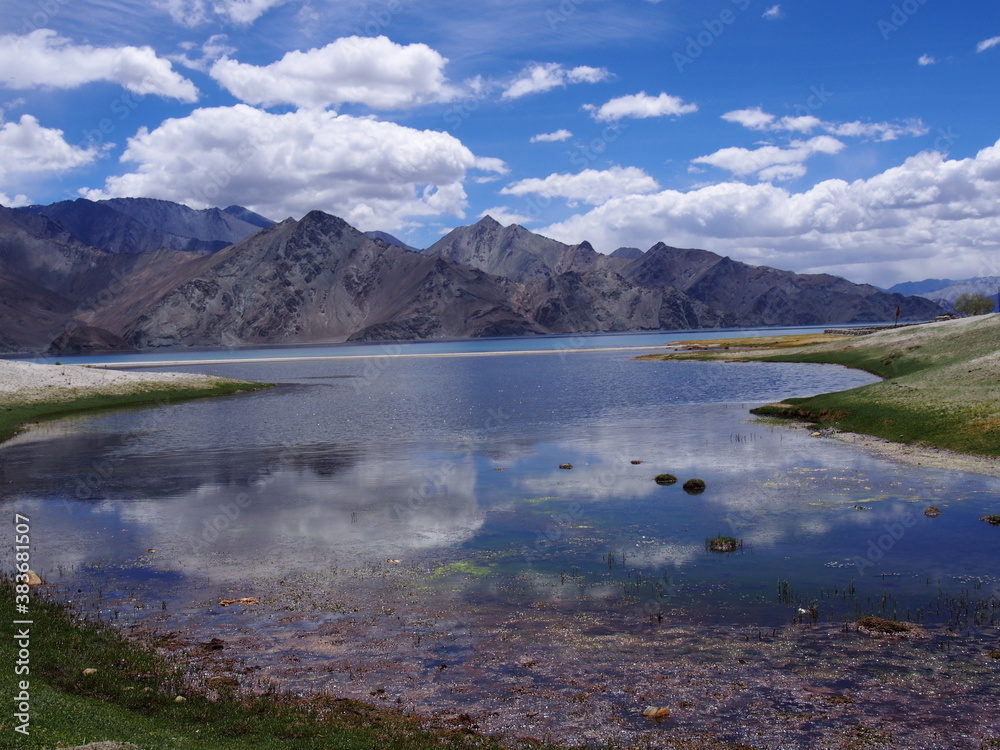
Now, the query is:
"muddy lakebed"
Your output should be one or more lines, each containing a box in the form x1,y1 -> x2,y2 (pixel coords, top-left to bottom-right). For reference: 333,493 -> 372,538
4,332 -> 1000,748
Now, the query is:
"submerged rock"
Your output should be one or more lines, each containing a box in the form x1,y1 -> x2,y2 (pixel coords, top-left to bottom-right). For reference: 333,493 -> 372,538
924,506 -> 942,517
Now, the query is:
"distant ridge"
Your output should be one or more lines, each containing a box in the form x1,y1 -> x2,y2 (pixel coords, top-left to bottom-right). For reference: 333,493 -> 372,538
887,278 -> 956,296
611,246 -> 645,260
365,230 -> 419,253
223,205 -> 276,229
17,197 -> 268,255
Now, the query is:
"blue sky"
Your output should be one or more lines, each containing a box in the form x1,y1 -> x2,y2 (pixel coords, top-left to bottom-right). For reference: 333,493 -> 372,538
1,0 -> 999,286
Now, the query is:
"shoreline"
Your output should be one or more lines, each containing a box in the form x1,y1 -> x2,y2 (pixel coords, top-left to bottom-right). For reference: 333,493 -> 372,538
761,416 -> 1000,479
79,344 -> 670,368
649,316 -> 1000,474
828,429 -> 1000,478
0,359 -> 270,444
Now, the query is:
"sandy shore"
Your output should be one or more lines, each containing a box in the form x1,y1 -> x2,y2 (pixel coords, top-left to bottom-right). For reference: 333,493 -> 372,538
0,359 -> 234,405
828,430 -> 1000,478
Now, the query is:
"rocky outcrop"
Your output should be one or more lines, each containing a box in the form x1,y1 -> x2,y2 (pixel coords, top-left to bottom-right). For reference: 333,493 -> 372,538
47,326 -> 134,355
114,212 -> 542,348
623,242 -> 942,326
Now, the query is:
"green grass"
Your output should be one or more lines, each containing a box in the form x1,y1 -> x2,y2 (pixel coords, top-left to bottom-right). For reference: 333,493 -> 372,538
0,579 -> 514,749
643,315 -> 1000,457
0,381 -> 271,444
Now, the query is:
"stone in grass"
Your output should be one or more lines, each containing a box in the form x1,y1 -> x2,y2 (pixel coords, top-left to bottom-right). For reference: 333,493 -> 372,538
682,478 -> 706,494
924,506 -> 942,517
654,473 -> 677,485
706,536 -> 741,553
980,515 -> 1000,526
857,615 -> 914,635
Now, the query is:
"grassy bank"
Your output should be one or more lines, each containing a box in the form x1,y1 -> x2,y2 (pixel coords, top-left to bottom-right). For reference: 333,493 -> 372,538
0,380 -> 271,445
639,315 -> 1000,457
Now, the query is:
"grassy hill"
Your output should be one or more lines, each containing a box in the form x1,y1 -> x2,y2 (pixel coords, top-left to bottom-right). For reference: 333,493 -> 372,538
639,315 -> 1000,457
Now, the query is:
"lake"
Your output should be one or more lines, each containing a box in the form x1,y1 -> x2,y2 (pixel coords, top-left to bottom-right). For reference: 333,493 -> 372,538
3,330 -> 999,748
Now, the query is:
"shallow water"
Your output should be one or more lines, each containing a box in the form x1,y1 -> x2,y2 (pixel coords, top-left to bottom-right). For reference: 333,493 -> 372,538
3,342 -> 999,747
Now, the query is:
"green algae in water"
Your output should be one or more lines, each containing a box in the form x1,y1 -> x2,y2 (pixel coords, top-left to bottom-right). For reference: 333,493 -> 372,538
427,561 -> 493,579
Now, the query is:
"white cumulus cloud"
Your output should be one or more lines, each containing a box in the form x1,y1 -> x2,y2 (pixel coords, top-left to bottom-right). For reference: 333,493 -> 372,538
540,139 -> 1000,286
501,63 -> 610,100
81,104 -> 500,232
210,36 -> 458,110
0,192 -> 30,207
477,207 -> 539,227
531,129 -> 573,143
693,136 -> 845,179
762,5 -> 783,20
977,36 -> 1000,53
586,91 -> 697,122
0,30 -> 198,102
500,166 -> 660,205
918,54 -> 936,66
0,114 -> 102,179
722,106 -> 928,142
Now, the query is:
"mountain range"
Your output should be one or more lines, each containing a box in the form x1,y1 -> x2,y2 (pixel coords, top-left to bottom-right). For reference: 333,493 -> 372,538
0,197 -> 944,354
888,277 -> 1000,312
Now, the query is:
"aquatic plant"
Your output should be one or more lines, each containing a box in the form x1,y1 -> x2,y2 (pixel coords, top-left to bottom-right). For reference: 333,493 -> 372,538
980,515 -> 1000,526
706,536 -> 741,553
857,615 -> 912,634
924,506 -> 942,517
682,478 -> 706,494
654,473 -> 677,485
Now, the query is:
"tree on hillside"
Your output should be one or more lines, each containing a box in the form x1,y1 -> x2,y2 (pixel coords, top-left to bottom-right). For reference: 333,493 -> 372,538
953,292 -> 996,316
